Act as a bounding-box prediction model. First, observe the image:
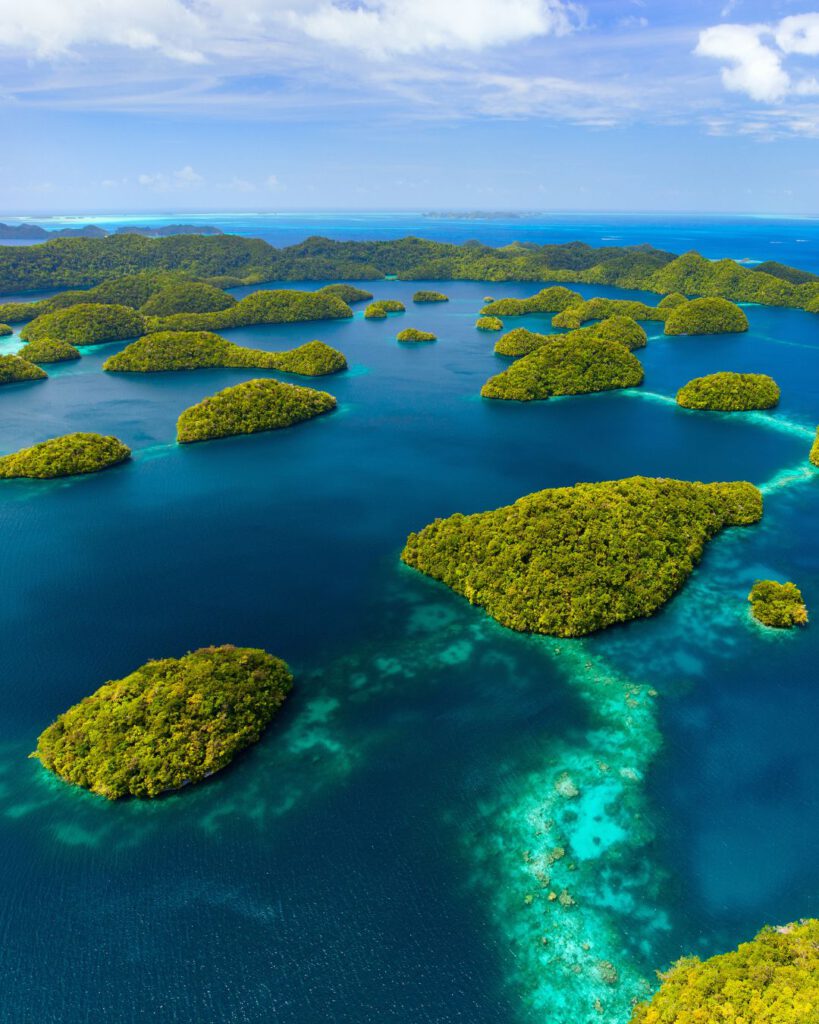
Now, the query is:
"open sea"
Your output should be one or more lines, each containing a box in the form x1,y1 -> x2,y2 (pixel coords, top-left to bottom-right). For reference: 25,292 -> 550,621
0,213 -> 817,1023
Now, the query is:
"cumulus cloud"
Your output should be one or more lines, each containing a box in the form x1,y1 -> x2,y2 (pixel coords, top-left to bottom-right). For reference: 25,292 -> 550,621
697,14 -> 819,103
137,166 -> 204,190
696,24 -> 789,103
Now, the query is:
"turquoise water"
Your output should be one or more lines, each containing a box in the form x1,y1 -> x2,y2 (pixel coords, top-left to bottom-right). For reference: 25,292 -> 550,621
0,261 -> 818,1021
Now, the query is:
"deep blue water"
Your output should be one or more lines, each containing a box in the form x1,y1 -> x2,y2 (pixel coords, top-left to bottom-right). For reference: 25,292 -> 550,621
0,226 -> 818,1022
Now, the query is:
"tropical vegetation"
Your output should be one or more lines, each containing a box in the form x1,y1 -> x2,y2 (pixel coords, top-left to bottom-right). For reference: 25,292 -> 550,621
401,476 -> 762,637
493,327 -> 552,357
630,919 -> 819,1023
413,290 -> 448,302
476,316 -> 503,331
0,432 -> 130,479
20,303 -> 145,346
177,377 -> 337,443
748,580 -> 808,628
676,371 -> 780,411
138,280 -> 237,317
396,328 -> 437,343
664,296 -> 749,335
104,331 -> 346,376
317,283 -> 373,303
0,355 -> 47,385
17,338 -> 81,364
148,289 -> 352,332
552,297 -> 665,329
481,286 -> 581,316
32,645 -> 293,799
481,332 -> 644,401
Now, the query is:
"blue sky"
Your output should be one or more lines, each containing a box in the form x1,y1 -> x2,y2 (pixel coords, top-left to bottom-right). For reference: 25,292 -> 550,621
2,0 -> 819,214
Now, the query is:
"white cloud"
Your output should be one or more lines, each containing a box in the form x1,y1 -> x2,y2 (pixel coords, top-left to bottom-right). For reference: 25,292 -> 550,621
266,174 -> 281,189
697,14 -> 819,104
173,164 -> 203,186
695,24 -> 789,103
296,0 -> 583,59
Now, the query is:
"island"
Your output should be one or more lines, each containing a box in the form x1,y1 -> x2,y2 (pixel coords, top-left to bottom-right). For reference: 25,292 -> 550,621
0,432 -> 131,479
476,316 -> 503,331
552,297 -> 664,329
0,354 -> 47,385
31,645 -> 292,799
493,327 -> 552,356
401,476 -> 762,637
630,920 -> 819,1023
364,299 -> 406,320
20,303 -> 146,346
148,289 -> 353,332
481,286 -> 581,316
0,324 -> 11,336
103,331 -> 347,376
3,237 -> 819,318
657,291 -> 688,310
139,280 -> 237,316
18,338 -> 81,364
413,290 -> 448,303
676,371 -> 780,410
396,328 -> 437,343
481,332 -> 644,401
590,314 -> 648,350
748,579 -> 808,628
811,427 -> 819,467
177,377 -> 337,443
663,296 -> 749,335
318,284 -> 373,303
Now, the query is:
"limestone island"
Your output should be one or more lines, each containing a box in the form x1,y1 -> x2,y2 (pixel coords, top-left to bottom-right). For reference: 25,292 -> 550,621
0,354 -> 47,386
657,291 -> 688,310
318,283 -> 373,303
401,476 -> 762,638
476,316 -> 503,331
396,328 -> 437,343
630,919 -> 819,1023
21,303 -> 146,346
139,280 -> 237,317
364,300 -> 406,320
150,289 -> 353,333
0,432 -> 131,479
664,296 -> 749,335
481,286 -> 581,316
481,332 -> 644,401
591,314 -> 647,350
552,297 -> 665,330
18,338 -> 81,364
31,645 -> 293,799
104,331 -> 346,376
810,426 -> 819,467
177,377 -> 336,444
0,323 -> 11,336
494,327 -> 552,357
676,371 -> 780,411
413,290 -> 448,303
748,580 -> 808,628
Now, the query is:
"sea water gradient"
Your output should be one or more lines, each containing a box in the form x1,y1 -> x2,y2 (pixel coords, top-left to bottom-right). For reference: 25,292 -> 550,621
0,223 -> 818,1022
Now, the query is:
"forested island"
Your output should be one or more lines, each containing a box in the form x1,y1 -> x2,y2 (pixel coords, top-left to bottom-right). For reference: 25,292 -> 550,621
494,327 -> 552,356
630,920 -> 819,1023
104,331 -> 347,376
177,378 -> 337,443
3,235 -> 819,315
20,303 -> 145,346
481,285 -> 581,316
32,645 -> 292,799
0,433 -> 130,479
396,328 -> 437,343
677,372 -> 780,410
18,338 -> 81,364
401,476 -> 762,637
663,295 -> 749,334
481,332 -> 644,400
364,299 -> 405,320
413,290 -> 448,302
476,316 -> 503,331
0,355 -> 47,385
748,580 -> 808,628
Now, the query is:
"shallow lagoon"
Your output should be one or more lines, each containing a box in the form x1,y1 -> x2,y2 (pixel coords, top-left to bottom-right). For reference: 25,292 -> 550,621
0,277 -> 817,1022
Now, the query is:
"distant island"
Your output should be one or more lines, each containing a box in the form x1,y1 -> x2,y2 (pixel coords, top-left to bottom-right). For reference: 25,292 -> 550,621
0,433 -> 130,479
396,328 -> 436,343
177,377 -> 337,443
20,303 -> 145,345
401,476 -> 762,637
0,222 -> 224,241
0,354 -> 47,385
32,645 -> 292,799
